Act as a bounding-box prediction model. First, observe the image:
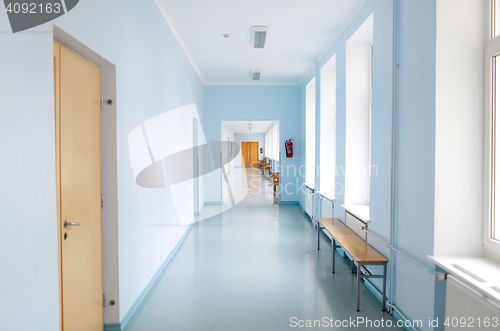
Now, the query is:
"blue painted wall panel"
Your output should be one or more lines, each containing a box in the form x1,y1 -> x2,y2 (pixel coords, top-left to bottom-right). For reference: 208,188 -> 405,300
394,0 -> 437,329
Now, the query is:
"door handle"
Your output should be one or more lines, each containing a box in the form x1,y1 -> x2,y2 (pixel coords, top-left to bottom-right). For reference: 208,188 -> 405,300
64,220 -> 81,228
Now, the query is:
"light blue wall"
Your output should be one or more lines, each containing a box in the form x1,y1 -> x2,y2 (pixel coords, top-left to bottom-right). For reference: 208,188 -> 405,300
0,32 -> 59,331
298,0 -> 442,329
204,85 -> 301,202
394,0 -> 438,329
0,0 -> 205,328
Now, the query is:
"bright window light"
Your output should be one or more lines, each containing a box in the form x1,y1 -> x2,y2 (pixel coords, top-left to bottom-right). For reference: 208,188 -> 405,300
306,78 -> 316,187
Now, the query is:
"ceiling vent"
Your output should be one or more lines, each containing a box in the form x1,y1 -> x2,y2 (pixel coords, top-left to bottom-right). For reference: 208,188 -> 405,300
253,26 -> 268,48
251,69 -> 261,81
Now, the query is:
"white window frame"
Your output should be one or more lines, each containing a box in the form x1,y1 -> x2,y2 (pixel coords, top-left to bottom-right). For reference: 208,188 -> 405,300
484,0 -> 500,256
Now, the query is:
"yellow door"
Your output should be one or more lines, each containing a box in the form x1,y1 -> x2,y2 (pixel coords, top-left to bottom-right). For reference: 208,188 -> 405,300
54,41 -> 103,331
241,142 -> 249,167
250,142 -> 259,167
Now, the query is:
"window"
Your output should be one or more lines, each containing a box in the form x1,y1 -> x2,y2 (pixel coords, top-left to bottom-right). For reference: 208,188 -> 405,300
265,122 -> 279,161
493,0 -> 500,38
491,54 -> 500,241
485,0 -> 500,251
273,124 -> 279,160
319,55 -> 336,196
344,14 -> 373,206
305,78 -> 316,187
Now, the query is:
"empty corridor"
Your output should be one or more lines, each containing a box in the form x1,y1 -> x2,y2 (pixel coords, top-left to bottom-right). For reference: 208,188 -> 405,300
125,167 -> 401,330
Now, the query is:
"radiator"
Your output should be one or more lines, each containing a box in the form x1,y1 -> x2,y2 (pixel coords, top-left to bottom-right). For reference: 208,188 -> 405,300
321,198 -> 333,218
445,275 -> 500,330
305,188 -> 313,218
346,212 -> 367,241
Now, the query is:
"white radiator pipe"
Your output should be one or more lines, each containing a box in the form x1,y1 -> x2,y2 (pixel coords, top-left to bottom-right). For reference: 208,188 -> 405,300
386,303 -> 419,331
363,228 -> 446,276
389,0 -> 399,315
363,280 -> 419,331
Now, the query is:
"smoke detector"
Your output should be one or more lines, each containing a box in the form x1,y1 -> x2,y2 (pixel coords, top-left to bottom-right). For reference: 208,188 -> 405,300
253,26 -> 268,48
251,69 -> 261,81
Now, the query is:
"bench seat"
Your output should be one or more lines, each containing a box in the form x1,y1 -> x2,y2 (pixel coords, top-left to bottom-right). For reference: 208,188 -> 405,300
318,218 -> 387,264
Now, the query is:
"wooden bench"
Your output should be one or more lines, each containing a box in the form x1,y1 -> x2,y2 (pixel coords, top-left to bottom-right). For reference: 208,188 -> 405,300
270,172 -> 279,194
317,218 -> 387,312
262,161 -> 271,174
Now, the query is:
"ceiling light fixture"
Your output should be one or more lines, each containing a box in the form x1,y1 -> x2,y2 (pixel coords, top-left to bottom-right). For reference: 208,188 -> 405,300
253,26 -> 268,48
251,69 -> 261,81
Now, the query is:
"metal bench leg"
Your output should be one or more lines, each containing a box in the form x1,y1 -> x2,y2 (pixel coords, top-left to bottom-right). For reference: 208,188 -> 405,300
317,223 -> 320,250
382,264 -> 387,311
356,263 -> 361,311
332,239 -> 335,273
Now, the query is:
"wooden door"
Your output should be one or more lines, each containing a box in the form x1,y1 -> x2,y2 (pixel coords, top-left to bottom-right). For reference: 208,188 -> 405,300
54,41 -> 103,331
241,142 -> 249,167
250,142 -> 259,167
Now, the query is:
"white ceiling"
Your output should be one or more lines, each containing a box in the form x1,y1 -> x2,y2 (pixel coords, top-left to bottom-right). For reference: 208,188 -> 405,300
224,120 -> 274,134
157,0 -> 367,85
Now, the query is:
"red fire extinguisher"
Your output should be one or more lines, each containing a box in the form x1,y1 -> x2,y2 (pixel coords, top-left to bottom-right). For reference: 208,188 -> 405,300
260,148 -> 263,154
285,138 -> 293,158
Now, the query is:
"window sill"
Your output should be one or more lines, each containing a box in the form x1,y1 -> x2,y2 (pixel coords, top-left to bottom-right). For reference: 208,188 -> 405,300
341,204 -> 370,222
317,190 -> 335,202
304,183 -> 315,191
427,255 -> 500,306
